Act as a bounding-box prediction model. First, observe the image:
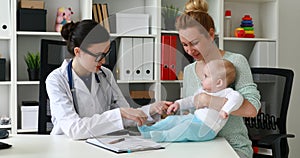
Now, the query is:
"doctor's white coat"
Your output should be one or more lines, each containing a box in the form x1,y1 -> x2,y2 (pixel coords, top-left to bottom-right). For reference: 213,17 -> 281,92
46,59 -> 154,140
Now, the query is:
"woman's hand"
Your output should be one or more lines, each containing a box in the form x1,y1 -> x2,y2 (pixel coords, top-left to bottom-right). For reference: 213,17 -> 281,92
194,93 -> 227,111
193,93 -> 211,109
149,101 -> 173,116
120,108 -> 147,126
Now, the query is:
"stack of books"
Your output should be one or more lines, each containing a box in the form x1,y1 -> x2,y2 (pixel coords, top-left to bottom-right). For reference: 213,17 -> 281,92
92,3 -> 110,33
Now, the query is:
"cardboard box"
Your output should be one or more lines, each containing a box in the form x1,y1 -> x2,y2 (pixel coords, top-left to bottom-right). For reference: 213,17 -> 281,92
17,9 -> 47,31
116,13 -> 149,35
130,90 -> 154,99
21,106 -> 39,130
20,0 -> 45,9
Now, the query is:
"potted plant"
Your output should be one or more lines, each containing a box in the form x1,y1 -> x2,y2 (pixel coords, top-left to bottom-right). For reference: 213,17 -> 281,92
162,4 -> 180,30
24,51 -> 40,81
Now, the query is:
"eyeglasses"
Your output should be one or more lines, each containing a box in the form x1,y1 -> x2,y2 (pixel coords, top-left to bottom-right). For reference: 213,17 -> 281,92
80,46 -> 111,62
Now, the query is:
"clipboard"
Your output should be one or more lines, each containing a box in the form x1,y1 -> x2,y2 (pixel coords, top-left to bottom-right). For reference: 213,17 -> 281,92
86,135 -> 164,153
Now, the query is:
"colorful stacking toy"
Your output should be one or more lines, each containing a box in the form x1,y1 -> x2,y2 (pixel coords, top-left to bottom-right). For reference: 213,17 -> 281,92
240,15 -> 255,38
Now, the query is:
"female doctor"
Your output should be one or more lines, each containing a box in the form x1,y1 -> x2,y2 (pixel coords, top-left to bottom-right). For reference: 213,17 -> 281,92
46,20 -> 171,140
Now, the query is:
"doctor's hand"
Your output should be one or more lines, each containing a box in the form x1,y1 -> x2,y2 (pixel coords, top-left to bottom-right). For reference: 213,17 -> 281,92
149,101 -> 173,116
120,108 -> 147,126
167,102 -> 180,115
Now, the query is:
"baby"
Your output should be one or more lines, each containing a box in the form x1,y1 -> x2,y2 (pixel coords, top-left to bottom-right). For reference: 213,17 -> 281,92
138,59 -> 243,142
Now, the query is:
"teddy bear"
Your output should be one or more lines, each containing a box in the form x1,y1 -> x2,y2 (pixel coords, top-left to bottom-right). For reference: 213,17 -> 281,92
55,7 -> 74,32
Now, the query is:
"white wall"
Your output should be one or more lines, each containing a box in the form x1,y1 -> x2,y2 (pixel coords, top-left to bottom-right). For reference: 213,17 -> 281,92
278,1 -> 300,158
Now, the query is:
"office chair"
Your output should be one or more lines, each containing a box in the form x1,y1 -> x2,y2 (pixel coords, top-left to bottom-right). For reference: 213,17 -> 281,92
244,67 -> 295,158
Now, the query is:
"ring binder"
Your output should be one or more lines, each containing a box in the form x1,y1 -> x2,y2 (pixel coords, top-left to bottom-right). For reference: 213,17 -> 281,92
0,0 -> 10,37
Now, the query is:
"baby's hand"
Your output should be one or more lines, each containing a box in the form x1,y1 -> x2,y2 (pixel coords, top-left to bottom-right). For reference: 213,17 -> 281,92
167,102 -> 180,115
219,110 -> 228,119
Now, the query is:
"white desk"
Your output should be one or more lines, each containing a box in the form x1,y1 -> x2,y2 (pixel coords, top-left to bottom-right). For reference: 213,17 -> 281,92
0,134 -> 239,158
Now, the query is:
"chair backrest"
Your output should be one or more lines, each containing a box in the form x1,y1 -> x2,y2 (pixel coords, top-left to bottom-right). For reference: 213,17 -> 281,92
38,39 -> 68,134
245,68 -> 294,136
244,67 -> 294,157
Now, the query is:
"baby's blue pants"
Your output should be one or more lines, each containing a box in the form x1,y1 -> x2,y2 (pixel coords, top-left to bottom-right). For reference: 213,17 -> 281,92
138,114 -> 216,142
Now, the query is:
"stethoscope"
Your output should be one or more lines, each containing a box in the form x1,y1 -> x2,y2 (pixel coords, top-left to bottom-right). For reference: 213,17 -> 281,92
67,59 -> 117,114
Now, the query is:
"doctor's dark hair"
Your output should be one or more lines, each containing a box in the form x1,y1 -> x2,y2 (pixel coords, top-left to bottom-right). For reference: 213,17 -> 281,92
61,19 -> 110,56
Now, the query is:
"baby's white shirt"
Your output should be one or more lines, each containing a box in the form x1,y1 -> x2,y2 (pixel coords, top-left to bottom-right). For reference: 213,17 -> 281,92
176,88 -> 243,133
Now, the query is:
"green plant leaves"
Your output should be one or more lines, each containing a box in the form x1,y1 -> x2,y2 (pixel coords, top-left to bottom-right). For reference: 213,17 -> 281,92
162,4 -> 179,19
24,51 -> 40,70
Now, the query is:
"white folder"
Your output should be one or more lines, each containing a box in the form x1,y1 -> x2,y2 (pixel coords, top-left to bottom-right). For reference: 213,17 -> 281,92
249,42 -> 276,67
142,38 -> 154,80
118,38 -> 133,80
133,38 -> 143,80
0,0 -> 10,37
80,0 -> 92,20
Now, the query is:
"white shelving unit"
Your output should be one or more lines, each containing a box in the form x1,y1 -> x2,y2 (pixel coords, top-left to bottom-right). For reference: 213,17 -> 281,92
0,0 -> 14,132
1,0 -> 278,134
223,0 -> 278,65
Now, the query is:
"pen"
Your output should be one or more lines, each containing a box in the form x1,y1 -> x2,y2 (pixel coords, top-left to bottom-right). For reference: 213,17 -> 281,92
108,137 -> 125,144
126,146 -> 165,153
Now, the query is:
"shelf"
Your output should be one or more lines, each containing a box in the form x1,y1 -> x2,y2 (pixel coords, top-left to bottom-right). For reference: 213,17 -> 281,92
224,37 -> 276,42
17,128 -> 38,133
161,30 -> 178,34
0,81 -> 12,85
117,80 -> 156,84
0,37 -> 11,40
17,31 -> 61,36
161,30 -> 220,37
17,81 -> 40,85
110,33 -> 157,38
160,80 -> 183,83
226,0 -> 275,3
0,124 -> 11,129
16,32 -> 157,38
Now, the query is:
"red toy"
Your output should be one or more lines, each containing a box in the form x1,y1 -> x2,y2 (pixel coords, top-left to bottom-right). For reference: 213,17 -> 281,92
235,28 -> 245,37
